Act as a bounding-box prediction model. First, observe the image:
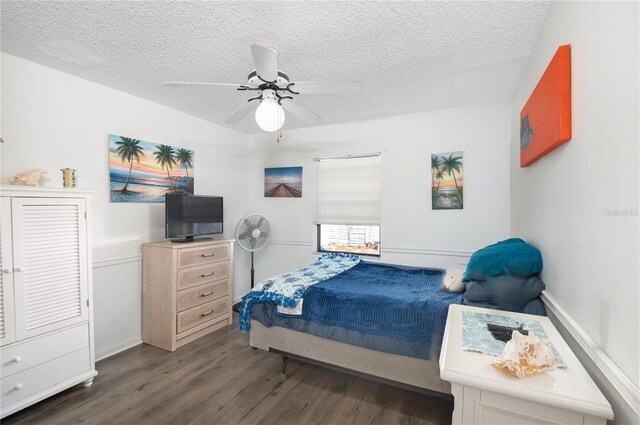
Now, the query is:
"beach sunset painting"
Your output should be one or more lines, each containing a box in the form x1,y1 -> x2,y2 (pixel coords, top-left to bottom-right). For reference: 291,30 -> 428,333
264,166 -> 302,198
431,151 -> 463,210
109,134 -> 194,203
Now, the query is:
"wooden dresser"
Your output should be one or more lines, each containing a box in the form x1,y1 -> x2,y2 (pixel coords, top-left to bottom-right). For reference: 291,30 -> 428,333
142,239 -> 234,352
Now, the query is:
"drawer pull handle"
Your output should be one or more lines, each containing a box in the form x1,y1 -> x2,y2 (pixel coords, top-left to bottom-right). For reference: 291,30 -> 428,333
12,356 -> 21,363
201,272 -> 214,277
201,253 -> 215,257
200,310 -> 214,317
200,291 -> 214,297
2,268 -> 11,274
14,384 -> 22,391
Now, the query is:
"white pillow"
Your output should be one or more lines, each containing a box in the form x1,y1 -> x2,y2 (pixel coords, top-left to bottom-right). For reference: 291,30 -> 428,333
443,269 -> 465,292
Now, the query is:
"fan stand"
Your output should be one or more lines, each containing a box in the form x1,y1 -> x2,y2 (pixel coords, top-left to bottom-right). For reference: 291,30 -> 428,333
250,251 -> 255,289
232,251 -> 256,313
233,213 -> 271,313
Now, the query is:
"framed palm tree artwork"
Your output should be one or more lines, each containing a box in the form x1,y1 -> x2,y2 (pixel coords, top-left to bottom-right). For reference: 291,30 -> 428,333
108,134 -> 194,202
431,151 -> 463,209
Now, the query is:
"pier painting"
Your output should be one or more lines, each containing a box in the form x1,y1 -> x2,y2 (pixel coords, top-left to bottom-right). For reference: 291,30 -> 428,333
431,151 -> 463,210
109,134 -> 194,203
264,166 -> 302,198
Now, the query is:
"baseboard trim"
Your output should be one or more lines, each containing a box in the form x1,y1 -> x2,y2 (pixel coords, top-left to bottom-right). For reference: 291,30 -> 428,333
93,255 -> 142,269
95,337 -> 143,362
541,291 -> 640,418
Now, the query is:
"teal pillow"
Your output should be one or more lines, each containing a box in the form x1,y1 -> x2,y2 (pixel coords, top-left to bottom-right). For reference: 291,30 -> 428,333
464,238 -> 542,281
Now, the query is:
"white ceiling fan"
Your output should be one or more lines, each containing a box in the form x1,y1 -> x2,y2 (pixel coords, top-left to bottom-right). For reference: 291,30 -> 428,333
163,44 -> 362,132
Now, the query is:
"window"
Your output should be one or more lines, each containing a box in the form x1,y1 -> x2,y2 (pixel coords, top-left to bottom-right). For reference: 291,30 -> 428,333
318,224 -> 380,256
314,154 -> 381,256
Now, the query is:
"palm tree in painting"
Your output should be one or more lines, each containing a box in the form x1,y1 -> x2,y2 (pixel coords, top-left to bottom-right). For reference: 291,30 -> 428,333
153,144 -> 177,191
441,153 -> 463,206
175,148 -> 193,178
115,137 -> 144,192
431,156 -> 441,188
435,169 -> 445,190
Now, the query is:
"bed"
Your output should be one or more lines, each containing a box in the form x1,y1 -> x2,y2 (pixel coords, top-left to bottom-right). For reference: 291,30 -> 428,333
240,255 -> 463,398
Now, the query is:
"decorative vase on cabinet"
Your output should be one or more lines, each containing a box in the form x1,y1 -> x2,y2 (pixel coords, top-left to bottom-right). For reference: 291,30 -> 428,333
0,186 -> 97,419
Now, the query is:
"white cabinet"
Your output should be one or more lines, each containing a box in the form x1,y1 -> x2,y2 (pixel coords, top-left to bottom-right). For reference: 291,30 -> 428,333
0,187 -> 97,419
439,304 -> 613,425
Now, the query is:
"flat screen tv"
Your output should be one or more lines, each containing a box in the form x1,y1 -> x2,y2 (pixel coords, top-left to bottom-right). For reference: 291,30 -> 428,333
165,194 -> 223,242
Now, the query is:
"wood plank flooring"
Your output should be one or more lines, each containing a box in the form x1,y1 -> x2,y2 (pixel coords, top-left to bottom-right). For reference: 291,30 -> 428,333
3,320 -> 453,425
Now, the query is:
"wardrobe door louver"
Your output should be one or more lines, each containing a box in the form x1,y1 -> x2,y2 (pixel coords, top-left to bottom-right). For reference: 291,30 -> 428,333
0,199 -> 16,346
0,253 -> 4,340
11,198 -> 89,340
1,237 -> 5,342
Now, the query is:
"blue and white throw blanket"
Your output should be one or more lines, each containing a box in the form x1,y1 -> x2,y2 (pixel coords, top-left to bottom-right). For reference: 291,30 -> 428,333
239,253 -> 360,332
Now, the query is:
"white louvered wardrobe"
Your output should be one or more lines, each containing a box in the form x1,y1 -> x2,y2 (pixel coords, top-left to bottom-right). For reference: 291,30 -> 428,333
0,187 -> 96,418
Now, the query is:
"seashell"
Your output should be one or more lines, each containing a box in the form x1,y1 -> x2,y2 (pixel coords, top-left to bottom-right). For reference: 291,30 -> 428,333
10,169 -> 47,186
491,330 -> 557,378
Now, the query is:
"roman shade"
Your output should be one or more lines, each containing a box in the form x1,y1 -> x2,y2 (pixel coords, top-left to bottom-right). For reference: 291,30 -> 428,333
314,155 -> 381,225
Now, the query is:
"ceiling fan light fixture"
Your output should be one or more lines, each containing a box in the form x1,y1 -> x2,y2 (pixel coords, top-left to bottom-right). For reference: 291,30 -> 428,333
255,99 -> 285,132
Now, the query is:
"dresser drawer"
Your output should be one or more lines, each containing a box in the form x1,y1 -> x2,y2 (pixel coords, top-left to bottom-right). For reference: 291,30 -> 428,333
177,279 -> 229,312
178,244 -> 229,269
1,324 -> 89,378
1,347 -> 91,408
177,297 -> 228,334
177,262 -> 229,290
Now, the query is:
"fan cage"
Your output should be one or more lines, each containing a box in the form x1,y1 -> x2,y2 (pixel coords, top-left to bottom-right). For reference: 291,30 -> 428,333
235,214 -> 271,252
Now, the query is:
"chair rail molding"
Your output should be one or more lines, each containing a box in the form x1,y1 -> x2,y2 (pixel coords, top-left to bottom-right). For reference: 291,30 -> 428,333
269,240 -> 314,247
541,291 -> 640,418
269,240 -> 473,258
382,247 -> 473,257
92,254 -> 143,269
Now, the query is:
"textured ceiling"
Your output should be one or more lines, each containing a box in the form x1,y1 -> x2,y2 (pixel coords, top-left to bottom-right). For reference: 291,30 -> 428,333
1,1 -> 549,134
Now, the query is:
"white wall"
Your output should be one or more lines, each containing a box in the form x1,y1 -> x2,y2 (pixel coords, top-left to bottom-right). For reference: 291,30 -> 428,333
0,54 -> 251,359
510,2 -> 639,423
0,55 -> 512,358
247,103 -> 512,282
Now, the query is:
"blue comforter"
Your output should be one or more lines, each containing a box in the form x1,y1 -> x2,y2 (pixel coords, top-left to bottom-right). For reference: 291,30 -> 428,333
239,253 -> 360,332
299,263 -> 463,343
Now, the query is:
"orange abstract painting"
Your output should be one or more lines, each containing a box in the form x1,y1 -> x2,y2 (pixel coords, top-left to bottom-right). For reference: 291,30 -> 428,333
520,45 -> 572,167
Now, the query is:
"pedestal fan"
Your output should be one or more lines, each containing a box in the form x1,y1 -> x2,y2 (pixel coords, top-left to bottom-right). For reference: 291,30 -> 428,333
234,214 -> 271,311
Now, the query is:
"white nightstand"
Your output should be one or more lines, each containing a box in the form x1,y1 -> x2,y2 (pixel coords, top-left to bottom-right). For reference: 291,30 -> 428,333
439,304 -> 613,425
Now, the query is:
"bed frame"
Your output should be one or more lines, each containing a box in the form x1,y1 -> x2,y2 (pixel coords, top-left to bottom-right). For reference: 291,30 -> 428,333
250,320 -> 452,399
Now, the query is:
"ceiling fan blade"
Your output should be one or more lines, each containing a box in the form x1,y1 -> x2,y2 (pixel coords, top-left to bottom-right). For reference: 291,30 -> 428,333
280,99 -> 321,124
225,101 -> 257,124
291,81 -> 362,94
250,44 -> 278,82
163,81 -> 245,88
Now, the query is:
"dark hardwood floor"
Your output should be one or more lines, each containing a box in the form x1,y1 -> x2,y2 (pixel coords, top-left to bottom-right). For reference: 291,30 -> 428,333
3,319 -> 453,425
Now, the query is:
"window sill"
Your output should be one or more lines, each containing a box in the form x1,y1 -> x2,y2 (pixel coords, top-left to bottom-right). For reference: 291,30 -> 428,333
313,251 -> 381,259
